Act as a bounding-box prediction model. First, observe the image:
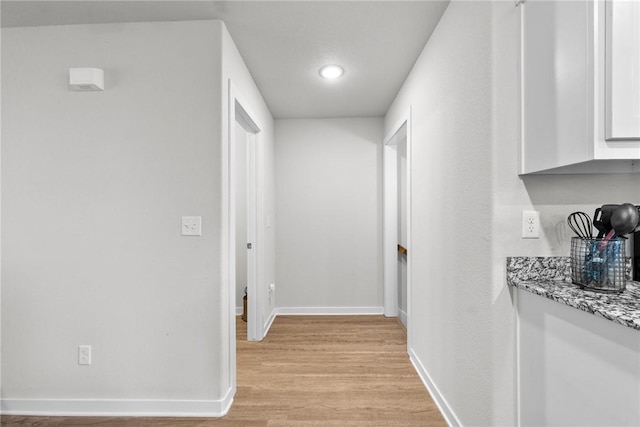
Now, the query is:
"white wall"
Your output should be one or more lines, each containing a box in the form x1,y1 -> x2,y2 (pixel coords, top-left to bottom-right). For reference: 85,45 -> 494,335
275,118 -> 382,312
1,20 -> 229,415
385,3 -> 499,423
385,1 -> 640,425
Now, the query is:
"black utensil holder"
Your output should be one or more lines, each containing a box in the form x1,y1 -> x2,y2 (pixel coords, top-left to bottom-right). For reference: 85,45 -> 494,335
570,237 -> 626,293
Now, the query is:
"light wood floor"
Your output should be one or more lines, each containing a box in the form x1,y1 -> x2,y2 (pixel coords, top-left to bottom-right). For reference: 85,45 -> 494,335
1,316 -> 446,426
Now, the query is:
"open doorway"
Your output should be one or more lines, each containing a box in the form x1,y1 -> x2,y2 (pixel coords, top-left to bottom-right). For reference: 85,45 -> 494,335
229,81 -> 265,343
397,135 -> 408,328
235,121 -> 249,325
383,109 -> 412,345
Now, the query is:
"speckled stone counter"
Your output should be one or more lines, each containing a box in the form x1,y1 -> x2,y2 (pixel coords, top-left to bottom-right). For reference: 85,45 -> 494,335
507,257 -> 640,331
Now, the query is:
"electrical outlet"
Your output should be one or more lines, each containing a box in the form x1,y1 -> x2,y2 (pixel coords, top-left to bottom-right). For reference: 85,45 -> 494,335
522,211 -> 540,239
78,345 -> 92,365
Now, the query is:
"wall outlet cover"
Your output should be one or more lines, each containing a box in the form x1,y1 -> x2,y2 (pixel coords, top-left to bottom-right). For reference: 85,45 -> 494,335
522,210 -> 540,239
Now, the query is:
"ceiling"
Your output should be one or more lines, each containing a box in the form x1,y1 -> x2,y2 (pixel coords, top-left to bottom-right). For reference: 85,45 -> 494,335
1,1 -> 449,119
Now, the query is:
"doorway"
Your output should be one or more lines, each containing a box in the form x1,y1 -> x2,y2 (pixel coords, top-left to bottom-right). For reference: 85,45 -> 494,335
235,121 -> 250,325
228,81 -> 264,343
397,136 -> 408,328
383,109 -> 412,346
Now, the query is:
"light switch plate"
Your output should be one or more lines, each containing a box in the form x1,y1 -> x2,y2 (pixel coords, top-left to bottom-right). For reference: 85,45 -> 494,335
182,216 -> 202,236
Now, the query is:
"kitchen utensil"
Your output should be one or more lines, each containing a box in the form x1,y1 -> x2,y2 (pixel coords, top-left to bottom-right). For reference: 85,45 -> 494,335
597,203 -> 639,251
593,208 -> 605,237
597,228 -> 616,252
611,203 -> 640,236
593,204 -> 619,238
567,211 -> 593,239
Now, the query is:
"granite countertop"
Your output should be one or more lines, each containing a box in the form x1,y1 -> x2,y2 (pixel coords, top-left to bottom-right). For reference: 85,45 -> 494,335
507,257 -> 640,331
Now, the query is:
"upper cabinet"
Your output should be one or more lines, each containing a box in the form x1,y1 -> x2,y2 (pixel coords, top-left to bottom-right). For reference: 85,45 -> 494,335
520,0 -> 640,174
606,1 -> 640,140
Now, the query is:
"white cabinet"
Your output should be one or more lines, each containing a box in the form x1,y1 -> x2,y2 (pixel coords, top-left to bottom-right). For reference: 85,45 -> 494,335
521,0 -> 640,174
517,290 -> 640,426
606,1 -> 640,140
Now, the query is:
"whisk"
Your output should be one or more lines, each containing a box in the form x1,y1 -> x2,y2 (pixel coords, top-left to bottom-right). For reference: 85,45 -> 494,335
567,211 -> 593,239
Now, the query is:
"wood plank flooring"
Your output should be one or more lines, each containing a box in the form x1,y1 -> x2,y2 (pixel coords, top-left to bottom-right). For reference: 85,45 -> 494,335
1,316 -> 446,426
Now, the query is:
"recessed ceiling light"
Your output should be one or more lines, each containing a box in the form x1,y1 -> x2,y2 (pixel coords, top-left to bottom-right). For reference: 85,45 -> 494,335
319,65 -> 344,79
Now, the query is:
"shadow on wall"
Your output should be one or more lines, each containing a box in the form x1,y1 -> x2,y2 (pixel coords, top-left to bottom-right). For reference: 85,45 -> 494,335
522,173 -> 640,207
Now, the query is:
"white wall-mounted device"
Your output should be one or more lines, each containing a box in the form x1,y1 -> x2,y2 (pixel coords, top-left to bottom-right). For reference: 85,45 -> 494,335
69,68 -> 104,91
181,216 -> 202,236
522,210 -> 540,239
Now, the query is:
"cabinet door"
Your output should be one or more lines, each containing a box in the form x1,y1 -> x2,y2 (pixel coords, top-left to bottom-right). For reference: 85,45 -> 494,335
521,0 -> 592,173
517,290 -> 640,426
605,0 -> 640,140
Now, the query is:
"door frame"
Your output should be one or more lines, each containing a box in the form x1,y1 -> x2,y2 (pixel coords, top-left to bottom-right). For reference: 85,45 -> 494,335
382,108 -> 412,345
228,80 -> 265,346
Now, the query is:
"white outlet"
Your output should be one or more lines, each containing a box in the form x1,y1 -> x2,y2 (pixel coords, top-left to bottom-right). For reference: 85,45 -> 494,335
269,283 -> 275,293
181,216 -> 202,236
522,211 -> 540,239
78,345 -> 92,365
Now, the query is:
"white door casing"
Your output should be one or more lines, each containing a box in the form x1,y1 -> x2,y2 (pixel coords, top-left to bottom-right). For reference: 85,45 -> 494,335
382,108 -> 412,347
228,80 -> 265,349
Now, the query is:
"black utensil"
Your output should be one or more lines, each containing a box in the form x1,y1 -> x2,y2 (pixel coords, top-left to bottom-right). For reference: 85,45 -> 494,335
597,203 -> 639,251
567,211 -> 593,239
611,203 -> 640,237
593,204 -> 619,238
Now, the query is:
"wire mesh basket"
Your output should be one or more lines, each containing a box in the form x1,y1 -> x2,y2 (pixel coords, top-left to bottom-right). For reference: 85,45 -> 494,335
570,237 -> 626,293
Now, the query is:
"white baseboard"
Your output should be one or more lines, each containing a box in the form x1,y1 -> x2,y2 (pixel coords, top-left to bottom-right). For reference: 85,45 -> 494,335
408,348 -> 461,427
235,307 -> 242,316
399,308 -> 408,328
263,308 -> 276,336
275,306 -> 384,316
1,387 -> 234,418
